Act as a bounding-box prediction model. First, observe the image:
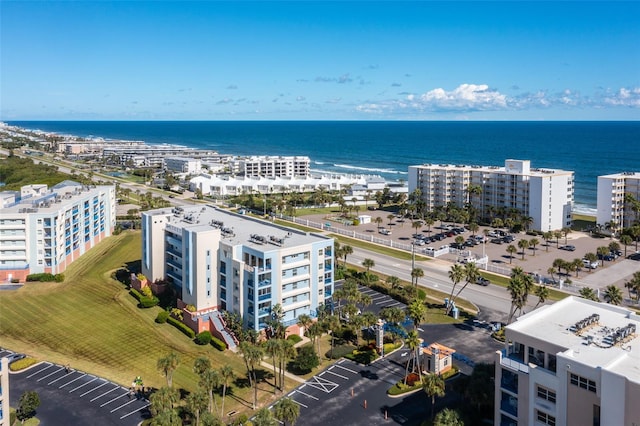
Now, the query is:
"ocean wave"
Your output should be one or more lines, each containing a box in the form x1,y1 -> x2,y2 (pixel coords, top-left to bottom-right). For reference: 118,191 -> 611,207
333,163 -> 408,175
314,161 -> 325,165
572,204 -> 597,216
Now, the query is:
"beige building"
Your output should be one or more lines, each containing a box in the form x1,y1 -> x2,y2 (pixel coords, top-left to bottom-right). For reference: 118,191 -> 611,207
597,171 -> 640,230
495,297 -> 640,426
408,159 -> 574,232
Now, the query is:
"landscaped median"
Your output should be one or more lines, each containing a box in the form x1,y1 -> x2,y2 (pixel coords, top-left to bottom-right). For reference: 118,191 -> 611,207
8,357 -> 39,372
387,367 -> 459,398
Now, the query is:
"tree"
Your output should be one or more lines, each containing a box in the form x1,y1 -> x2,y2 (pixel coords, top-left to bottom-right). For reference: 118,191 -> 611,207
16,390 -> 40,423
374,216 -> 383,230
193,356 -> 212,377
294,345 -> 319,373
411,267 -> 424,288
534,285 -> 550,309
584,252 -> 598,272
449,262 -> 480,310
406,299 -> 426,329
150,387 -> 180,418
517,239 -> 529,260
387,214 -> 395,227
620,234 -> 633,257
579,287 -> 599,301
252,407 -> 277,426
561,227 -> 572,244
387,275 -> 402,290
186,389 -> 209,426
264,338 -> 282,394
273,397 -> 300,426
571,258 -> 583,277
423,374 -> 446,420
542,231 -> 553,252
603,285 -> 623,305
239,341 -> 264,410
157,352 -> 180,388
507,268 -> 534,323
404,330 -> 422,384
200,368 -> 221,414
597,246 -> 609,265
434,408 -> 464,426
446,264 -> 464,314
341,244 -> 353,267
506,245 -> 517,263
529,238 -> 539,256
362,258 -> 375,280
624,272 -> 640,303
219,365 -> 235,418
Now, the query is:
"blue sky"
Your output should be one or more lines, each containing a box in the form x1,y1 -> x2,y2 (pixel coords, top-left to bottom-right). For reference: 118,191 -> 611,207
1,1 -> 639,120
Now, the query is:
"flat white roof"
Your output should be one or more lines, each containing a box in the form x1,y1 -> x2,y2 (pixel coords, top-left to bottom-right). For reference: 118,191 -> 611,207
508,296 -> 640,382
147,205 -> 331,249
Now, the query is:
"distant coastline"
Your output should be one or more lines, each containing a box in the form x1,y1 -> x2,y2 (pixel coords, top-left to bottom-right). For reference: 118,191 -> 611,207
7,120 -> 640,215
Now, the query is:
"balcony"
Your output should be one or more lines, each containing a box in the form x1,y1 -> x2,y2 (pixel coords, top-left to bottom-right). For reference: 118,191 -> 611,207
500,349 -> 529,374
258,279 -> 271,288
258,293 -> 272,302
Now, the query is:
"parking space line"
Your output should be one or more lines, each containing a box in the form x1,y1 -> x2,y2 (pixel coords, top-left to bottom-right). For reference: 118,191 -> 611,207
110,398 -> 138,412
100,391 -> 128,407
325,369 -> 348,380
27,363 -> 53,378
120,403 -> 150,420
90,385 -> 119,402
305,376 -> 339,393
291,399 -> 308,408
383,301 -> 402,308
80,381 -> 108,397
59,373 -> 87,389
371,295 -> 387,301
294,389 -> 319,400
48,372 -> 74,385
37,367 -> 64,382
70,377 -> 99,393
333,363 -> 358,374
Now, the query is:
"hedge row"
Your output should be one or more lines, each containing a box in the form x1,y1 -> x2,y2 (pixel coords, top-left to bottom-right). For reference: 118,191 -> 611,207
9,357 -> 38,371
210,336 -> 226,351
129,288 -> 159,308
155,310 -> 169,323
196,331 -> 212,345
167,316 -> 196,338
287,334 -> 303,344
26,273 -> 64,282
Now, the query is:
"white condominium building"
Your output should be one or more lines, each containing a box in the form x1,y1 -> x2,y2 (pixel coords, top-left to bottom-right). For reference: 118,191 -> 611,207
408,159 -> 574,232
0,358 -> 8,426
142,205 -> 334,335
597,172 -> 640,230
164,156 -> 202,174
229,155 -> 311,178
0,181 -> 115,282
495,297 -> 639,426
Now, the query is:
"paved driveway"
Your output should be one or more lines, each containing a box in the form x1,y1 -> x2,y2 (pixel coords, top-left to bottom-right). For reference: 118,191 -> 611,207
4,352 -> 150,426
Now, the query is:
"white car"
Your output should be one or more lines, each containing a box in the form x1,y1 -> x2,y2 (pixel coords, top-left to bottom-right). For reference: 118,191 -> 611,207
582,259 -> 598,269
379,228 -> 392,235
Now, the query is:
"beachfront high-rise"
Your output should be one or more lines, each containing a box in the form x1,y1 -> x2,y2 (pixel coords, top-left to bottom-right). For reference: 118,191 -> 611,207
229,155 -> 311,178
141,205 -> 334,337
596,171 -> 640,230
408,160 -> 574,232
494,297 -> 639,426
0,181 -> 116,282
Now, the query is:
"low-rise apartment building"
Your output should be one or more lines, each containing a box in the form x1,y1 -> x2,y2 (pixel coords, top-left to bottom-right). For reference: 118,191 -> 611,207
164,156 -> 202,174
142,205 -> 334,341
229,155 -> 311,178
0,181 -> 116,282
408,159 -> 574,232
597,171 -> 640,230
495,296 -> 639,426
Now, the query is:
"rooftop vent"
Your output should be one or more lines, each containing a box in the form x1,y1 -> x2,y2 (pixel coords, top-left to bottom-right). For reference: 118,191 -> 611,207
569,313 -> 600,334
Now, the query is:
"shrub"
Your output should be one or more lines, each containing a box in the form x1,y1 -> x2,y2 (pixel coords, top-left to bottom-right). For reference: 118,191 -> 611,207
287,334 -> 303,344
26,273 -> 56,282
129,288 -> 143,301
130,288 -> 159,308
406,372 -> 420,386
325,344 -> 356,359
9,357 -> 38,371
141,286 -> 153,298
167,316 -> 196,338
345,348 -> 378,365
441,366 -> 459,380
155,310 -> 169,324
387,381 -> 422,396
210,336 -> 226,351
417,288 -> 426,301
196,330 -> 213,345
54,273 -> 65,282
383,342 -> 398,355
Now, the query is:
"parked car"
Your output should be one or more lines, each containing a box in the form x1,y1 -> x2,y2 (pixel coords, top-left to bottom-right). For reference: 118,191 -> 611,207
6,353 -> 26,364
424,247 -> 436,255
412,239 -> 426,246
560,245 -> 576,251
491,238 -> 504,244
379,228 -> 392,235
476,277 -> 490,286
582,259 -> 599,269
502,235 -> 515,243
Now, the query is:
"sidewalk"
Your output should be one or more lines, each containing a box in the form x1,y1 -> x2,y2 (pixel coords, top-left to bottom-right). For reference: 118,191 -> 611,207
259,360 -> 306,384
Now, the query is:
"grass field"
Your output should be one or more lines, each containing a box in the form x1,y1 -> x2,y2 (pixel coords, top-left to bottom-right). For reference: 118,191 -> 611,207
0,231 -> 285,417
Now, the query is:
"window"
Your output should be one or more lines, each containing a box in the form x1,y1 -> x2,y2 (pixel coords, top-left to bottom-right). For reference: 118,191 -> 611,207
570,373 -> 596,392
537,386 -> 556,403
536,410 -> 556,426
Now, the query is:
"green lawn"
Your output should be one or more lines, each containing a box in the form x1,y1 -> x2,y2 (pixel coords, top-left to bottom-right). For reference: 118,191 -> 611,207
480,271 -> 570,302
0,231 -> 274,417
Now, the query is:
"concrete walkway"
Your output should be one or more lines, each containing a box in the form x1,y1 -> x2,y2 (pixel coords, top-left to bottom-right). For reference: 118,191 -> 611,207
259,360 -> 306,384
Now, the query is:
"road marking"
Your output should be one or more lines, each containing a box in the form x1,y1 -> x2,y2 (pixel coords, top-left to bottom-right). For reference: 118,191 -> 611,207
59,373 -> 87,389
110,398 -> 138,412
290,399 -> 308,408
80,382 -> 110,398
92,386 -> 120,403
37,367 -> 64,382
100,391 -> 128,407
49,372 -> 74,385
333,364 -> 358,374
70,377 -> 99,393
305,375 -> 339,393
294,389 -> 319,400
326,369 -> 348,380
371,295 -> 387,301
120,403 -> 150,420
27,363 -> 53,378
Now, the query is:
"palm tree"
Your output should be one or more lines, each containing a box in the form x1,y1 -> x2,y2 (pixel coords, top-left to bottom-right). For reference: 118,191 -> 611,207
193,356 -> 211,377
529,238 -> 539,256
584,252 -> 598,272
571,258 -> 583,277
149,386 -> 180,418
253,407 -> 277,426
387,275 -> 402,290
199,368 -> 221,414
239,341 -> 264,410
387,214 -> 395,227
554,230 -> 563,248
406,299 -> 426,329
264,339 -> 282,394
374,216 -> 383,231
542,231 -> 553,252
579,287 -> 599,301
597,246 -> 609,265
448,263 -> 480,314
341,245 -> 353,267
325,314 -> 341,360
506,245 -> 517,263
157,352 -> 180,388
517,239 -> 529,260
186,388 -> 209,426
296,314 -> 313,336
561,227 -> 572,244
620,234 -> 632,257
506,268 -> 534,323
412,220 -> 423,237
411,267 -> 424,288
273,397 -> 300,426
624,272 -> 640,303
445,264 -> 464,314
434,408 -> 464,426
534,285 -> 550,308
423,374 -> 446,420
603,285 -> 623,305
219,365 -> 234,418
362,258 -> 375,276
404,330 -> 422,384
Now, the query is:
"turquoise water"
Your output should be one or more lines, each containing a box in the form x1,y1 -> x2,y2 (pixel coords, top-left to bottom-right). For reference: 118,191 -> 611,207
9,121 -> 640,213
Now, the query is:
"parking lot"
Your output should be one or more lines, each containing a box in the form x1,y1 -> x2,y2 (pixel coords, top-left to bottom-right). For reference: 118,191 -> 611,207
2,348 -> 150,425
334,280 -> 407,317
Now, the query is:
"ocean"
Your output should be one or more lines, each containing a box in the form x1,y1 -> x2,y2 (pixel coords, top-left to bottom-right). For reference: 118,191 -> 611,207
8,121 -> 640,214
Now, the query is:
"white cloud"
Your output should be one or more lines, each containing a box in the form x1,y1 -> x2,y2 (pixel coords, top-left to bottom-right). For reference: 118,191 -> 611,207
603,87 -> 640,107
418,84 -> 508,110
